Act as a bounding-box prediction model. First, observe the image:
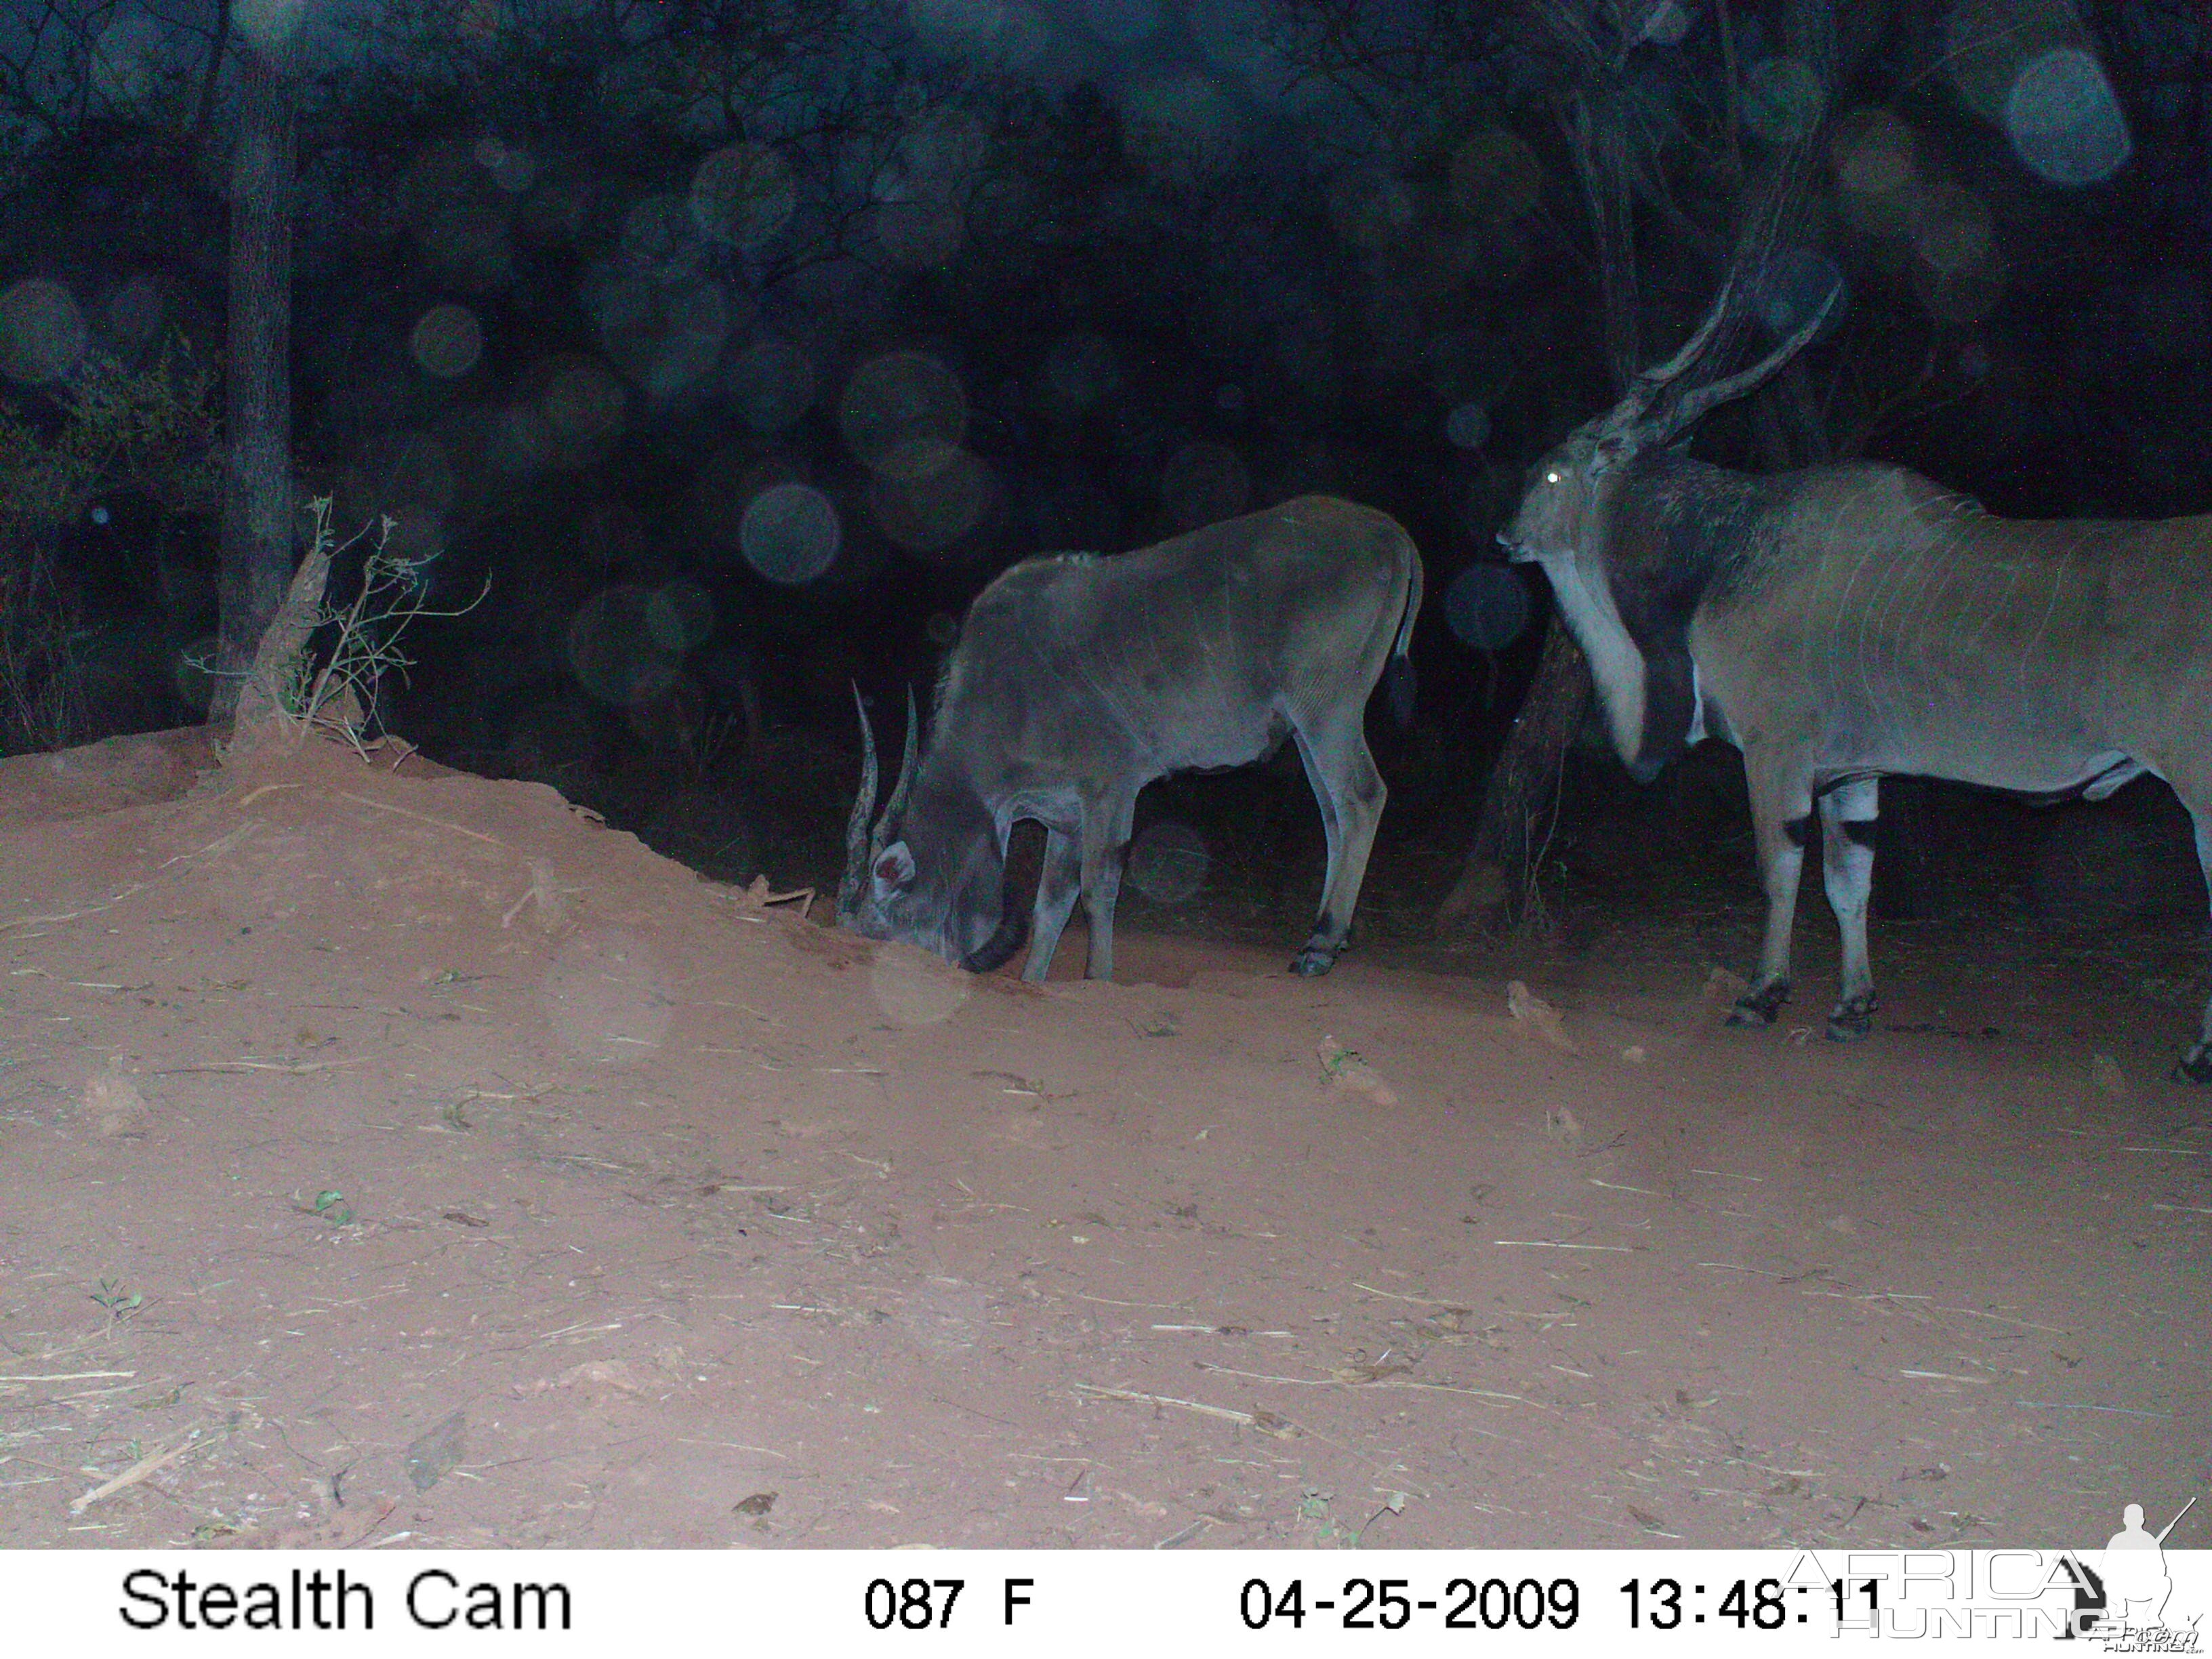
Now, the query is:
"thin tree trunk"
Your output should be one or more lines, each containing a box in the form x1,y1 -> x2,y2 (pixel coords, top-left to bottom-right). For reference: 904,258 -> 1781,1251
211,41 -> 296,724
188,0 -> 233,152
1438,93 -> 1635,937
224,513 -> 333,760
1436,621 -> 1588,933
1574,94 -> 1642,393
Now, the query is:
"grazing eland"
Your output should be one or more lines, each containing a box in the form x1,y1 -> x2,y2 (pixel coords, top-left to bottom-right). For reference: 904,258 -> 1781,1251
838,495 -> 1423,982
1498,279 -> 2212,1081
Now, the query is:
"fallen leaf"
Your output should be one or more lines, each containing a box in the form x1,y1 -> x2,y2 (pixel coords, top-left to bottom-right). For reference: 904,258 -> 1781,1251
1317,1036 -> 1399,1107
403,1411 -> 467,1493
86,1059 -> 149,1137
1507,981 -> 1578,1051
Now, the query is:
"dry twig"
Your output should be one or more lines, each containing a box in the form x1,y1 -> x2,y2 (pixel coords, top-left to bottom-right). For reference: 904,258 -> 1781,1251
69,1430 -> 205,1515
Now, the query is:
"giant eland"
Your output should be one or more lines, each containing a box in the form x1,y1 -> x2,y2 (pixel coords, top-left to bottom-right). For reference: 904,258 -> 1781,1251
838,495 -> 1423,983
1499,277 -> 2212,1082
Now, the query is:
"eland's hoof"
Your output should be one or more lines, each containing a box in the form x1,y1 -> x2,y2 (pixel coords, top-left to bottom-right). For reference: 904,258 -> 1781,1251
1825,994 -> 1877,1042
1727,981 -> 1789,1028
2171,1042 -> 2212,1086
1290,947 -> 1337,978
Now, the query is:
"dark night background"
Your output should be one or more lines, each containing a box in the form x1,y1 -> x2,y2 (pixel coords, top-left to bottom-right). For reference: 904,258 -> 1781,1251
2,0 -> 2206,960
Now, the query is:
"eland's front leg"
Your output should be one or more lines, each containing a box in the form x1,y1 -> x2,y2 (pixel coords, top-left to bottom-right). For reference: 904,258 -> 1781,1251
1731,758 -> 1814,1027
1023,827 -> 1083,983
1818,777 -> 1881,1040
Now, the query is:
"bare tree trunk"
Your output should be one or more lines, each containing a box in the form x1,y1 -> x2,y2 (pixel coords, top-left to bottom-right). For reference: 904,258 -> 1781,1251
211,41 -> 296,724
223,514 -> 333,762
188,0 -> 233,152
1437,92 -> 1636,937
1435,621 -> 1587,933
1573,94 -> 1643,393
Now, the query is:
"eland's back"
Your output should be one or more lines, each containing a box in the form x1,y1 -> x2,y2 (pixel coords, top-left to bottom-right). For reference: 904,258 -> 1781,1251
1694,465 -> 2212,795
945,495 -> 1418,775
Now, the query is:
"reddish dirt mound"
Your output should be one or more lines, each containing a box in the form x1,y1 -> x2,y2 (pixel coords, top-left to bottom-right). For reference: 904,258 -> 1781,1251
0,728 -> 218,835
0,732 -> 2203,1549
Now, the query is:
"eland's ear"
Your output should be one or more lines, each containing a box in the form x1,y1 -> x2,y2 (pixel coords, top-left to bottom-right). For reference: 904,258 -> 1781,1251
1593,434 -> 1631,470
873,841 -> 916,890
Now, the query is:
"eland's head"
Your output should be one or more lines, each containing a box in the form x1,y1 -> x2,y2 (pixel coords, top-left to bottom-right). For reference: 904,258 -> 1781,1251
1501,430 -> 1636,571
836,687 -> 1029,973
1500,275 -> 1842,576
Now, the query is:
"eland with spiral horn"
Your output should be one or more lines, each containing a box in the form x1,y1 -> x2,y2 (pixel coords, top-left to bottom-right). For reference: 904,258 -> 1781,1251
1499,273 -> 2212,1081
838,496 -> 1424,983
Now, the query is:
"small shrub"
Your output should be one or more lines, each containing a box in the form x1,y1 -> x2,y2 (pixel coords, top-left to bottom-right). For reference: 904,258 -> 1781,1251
0,348 -> 216,754
209,496 -> 488,754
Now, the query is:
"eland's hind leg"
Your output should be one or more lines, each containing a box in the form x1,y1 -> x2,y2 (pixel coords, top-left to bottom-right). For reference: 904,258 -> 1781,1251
1818,777 -> 1881,1040
2176,798 -> 2212,1084
1078,794 -> 1137,983
1287,716 -> 1385,977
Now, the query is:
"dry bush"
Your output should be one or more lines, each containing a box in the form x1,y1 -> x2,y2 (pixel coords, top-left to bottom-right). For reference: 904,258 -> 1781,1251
217,497 -> 487,760
0,348 -> 216,754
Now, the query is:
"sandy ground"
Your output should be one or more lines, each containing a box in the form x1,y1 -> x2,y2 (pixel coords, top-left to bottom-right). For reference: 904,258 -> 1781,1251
0,729 -> 2204,1551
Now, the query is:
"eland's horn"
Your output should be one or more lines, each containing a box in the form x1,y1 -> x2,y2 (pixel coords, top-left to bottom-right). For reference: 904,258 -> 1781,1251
838,682 -> 879,921
870,686 -> 919,860
1607,276 -> 1736,434
961,853 -> 1031,975
1652,279 -> 1843,445
1642,274 -> 1736,388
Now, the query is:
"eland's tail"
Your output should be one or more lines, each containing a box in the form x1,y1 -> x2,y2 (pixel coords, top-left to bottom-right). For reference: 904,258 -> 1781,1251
1383,545 -> 1423,728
